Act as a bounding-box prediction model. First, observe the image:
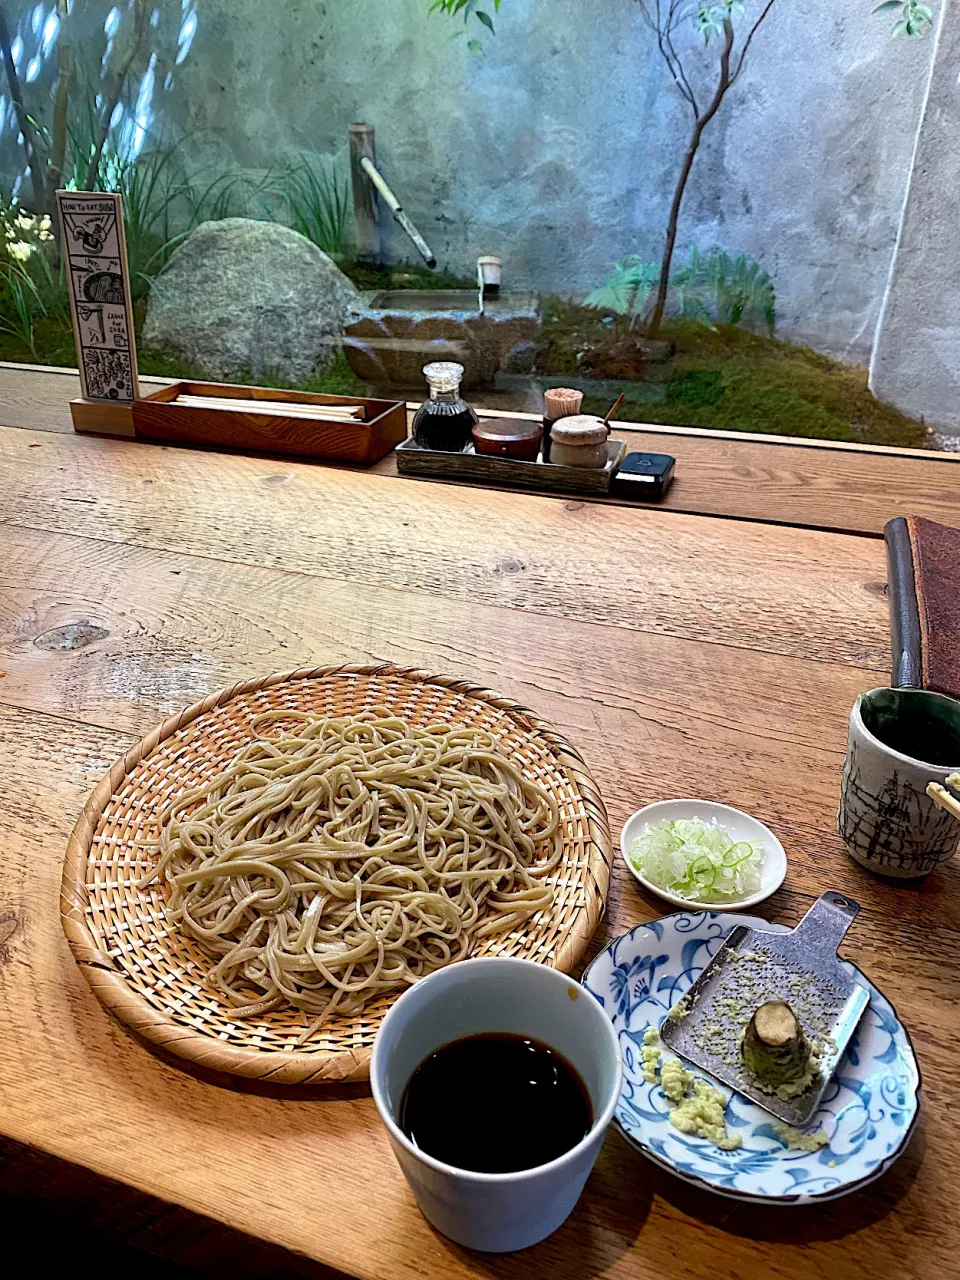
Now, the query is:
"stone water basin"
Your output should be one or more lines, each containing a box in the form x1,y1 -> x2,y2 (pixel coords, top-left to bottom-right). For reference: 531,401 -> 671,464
344,289 -> 539,389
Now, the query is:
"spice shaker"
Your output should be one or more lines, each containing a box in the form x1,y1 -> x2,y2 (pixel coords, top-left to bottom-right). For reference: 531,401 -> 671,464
549,415 -> 610,469
542,388 -> 583,462
411,362 -> 478,452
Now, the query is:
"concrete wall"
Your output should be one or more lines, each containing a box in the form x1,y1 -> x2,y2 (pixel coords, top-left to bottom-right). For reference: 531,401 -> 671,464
870,0 -> 960,438
156,0 -> 935,364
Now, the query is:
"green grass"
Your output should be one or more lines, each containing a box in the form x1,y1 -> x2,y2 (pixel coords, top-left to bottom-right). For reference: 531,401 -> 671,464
279,160 -> 349,259
537,301 -> 930,449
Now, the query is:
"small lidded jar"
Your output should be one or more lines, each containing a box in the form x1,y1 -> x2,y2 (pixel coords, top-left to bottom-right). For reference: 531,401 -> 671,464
549,415 -> 609,469
411,361 -> 478,453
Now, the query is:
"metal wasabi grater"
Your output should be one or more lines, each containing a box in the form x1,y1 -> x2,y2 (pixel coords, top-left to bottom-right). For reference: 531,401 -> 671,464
659,891 -> 871,1126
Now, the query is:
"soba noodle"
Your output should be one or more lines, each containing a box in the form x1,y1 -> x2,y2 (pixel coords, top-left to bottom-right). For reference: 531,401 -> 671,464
144,709 -> 560,1037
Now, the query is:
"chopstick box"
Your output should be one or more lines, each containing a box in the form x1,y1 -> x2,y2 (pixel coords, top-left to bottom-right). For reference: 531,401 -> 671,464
131,380 -> 406,464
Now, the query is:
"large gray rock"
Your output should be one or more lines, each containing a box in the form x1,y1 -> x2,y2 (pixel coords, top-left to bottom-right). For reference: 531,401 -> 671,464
143,218 -> 359,383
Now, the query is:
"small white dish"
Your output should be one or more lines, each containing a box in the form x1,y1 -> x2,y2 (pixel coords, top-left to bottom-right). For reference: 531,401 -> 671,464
619,798 -> 787,912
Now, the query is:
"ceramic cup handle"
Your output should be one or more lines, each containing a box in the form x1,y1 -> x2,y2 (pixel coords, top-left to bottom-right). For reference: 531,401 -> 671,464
926,781 -> 960,824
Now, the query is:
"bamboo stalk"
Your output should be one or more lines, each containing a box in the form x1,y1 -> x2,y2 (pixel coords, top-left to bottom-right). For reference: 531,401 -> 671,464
85,0 -> 146,191
359,156 -> 436,268
0,5 -> 49,212
348,123 -> 380,267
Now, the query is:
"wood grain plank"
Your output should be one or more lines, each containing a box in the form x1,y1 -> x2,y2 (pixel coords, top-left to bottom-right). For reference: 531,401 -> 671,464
618,427 -> 960,533
0,363 -> 175,434
4,364 -> 960,535
385,425 -> 960,536
0,396 -> 953,1279
0,425 -> 891,669
0,522 -> 955,936
0,362 -> 85,432
0,700 -> 955,1280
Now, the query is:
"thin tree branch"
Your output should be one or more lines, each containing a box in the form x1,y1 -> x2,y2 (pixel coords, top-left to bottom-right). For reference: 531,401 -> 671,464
731,0 -> 777,84
698,16 -> 735,127
0,4 -> 49,212
635,0 -> 658,34
637,0 -> 699,116
84,0 -> 147,190
665,28 -> 699,115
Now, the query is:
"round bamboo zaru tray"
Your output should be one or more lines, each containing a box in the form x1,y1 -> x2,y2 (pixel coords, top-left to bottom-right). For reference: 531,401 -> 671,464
61,664 -> 613,1085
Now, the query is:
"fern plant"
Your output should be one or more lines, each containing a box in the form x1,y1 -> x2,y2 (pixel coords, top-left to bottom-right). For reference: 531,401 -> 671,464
584,257 -> 659,328
674,247 -> 776,334
586,246 -> 776,336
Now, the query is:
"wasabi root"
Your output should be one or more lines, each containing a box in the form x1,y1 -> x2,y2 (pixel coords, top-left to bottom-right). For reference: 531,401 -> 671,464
742,1000 -> 810,1085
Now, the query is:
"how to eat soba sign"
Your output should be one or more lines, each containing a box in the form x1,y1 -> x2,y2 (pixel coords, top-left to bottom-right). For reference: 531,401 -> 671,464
56,190 -> 140,403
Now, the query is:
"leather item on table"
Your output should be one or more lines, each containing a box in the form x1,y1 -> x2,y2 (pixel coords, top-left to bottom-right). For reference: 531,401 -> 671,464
885,515 -> 960,699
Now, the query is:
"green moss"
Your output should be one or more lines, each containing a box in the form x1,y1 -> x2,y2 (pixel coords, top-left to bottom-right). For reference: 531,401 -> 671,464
0,314 -> 76,366
535,302 -> 930,449
137,348 -> 366,396
0,286 -> 932,450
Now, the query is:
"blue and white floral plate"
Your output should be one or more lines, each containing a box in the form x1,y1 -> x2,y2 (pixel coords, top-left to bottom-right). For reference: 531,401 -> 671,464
583,912 -> 920,1204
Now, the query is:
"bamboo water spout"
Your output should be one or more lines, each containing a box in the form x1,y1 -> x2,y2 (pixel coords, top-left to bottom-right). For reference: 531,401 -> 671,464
348,123 -> 436,268
359,157 -> 437,268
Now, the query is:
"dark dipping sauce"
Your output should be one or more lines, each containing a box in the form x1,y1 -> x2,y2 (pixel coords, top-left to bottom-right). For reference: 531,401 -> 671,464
411,401 -> 478,452
398,1032 -> 593,1174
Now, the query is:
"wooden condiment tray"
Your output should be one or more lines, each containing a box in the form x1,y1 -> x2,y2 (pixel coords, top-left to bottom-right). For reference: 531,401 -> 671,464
128,381 -> 406,465
396,437 -> 627,495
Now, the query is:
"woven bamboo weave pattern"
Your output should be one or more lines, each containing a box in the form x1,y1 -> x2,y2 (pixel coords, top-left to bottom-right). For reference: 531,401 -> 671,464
61,665 -> 612,1084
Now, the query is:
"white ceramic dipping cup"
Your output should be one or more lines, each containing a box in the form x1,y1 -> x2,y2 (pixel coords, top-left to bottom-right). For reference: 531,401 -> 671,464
370,956 -> 622,1253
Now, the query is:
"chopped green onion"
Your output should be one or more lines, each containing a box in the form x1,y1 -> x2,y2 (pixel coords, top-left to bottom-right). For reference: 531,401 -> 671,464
628,817 -> 765,903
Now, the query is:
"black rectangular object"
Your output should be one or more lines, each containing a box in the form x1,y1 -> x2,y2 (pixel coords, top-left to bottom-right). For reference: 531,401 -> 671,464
610,451 -> 676,501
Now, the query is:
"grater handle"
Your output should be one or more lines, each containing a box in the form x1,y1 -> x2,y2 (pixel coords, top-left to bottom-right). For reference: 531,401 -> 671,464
793,891 -> 860,961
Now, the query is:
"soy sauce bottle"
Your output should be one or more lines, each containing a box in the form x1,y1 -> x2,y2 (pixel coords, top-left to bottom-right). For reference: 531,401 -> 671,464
411,361 -> 478,452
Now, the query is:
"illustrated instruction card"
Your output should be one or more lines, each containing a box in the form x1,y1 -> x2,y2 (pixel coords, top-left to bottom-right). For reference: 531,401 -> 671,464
56,190 -> 140,402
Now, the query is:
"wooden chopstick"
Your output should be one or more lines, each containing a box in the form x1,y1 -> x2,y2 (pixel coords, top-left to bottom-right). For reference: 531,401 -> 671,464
927,781 -> 960,822
174,394 -> 365,421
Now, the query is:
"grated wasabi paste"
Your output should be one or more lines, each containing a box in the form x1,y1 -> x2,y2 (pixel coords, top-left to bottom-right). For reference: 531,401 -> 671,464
641,1028 -> 742,1151
772,1122 -> 830,1153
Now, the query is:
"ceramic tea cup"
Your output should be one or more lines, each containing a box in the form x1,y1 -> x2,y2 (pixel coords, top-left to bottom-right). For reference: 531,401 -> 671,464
838,687 -> 960,877
370,956 -> 622,1253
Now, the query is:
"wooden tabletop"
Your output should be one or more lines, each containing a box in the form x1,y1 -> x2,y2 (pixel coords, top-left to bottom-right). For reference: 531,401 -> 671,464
4,361 -> 960,536
0,401 -> 958,1280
